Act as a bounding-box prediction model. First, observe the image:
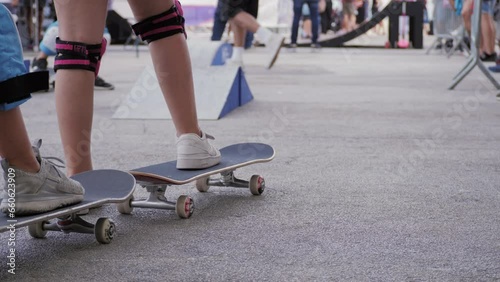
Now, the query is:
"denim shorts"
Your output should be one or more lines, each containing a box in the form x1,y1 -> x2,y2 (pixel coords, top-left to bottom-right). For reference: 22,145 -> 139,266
482,0 -> 494,14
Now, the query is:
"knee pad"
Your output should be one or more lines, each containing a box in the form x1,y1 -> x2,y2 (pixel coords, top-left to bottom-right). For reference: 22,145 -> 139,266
53,37 -> 107,77
0,5 -> 48,111
131,0 -> 186,44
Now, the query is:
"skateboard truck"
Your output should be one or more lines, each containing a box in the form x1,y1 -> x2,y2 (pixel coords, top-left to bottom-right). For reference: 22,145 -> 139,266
117,184 -> 194,219
28,215 -> 116,244
196,171 -> 265,196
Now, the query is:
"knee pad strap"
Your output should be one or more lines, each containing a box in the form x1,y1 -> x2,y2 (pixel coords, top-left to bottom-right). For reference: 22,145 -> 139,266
54,37 -> 107,77
132,1 -> 186,43
0,71 -> 49,111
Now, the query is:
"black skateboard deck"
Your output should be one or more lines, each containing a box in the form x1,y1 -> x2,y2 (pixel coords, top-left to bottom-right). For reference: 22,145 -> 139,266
131,143 -> 274,184
125,143 -> 275,219
0,169 -> 136,244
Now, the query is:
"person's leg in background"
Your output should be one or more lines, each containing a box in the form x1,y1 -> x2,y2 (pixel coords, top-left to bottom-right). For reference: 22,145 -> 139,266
32,20 -> 58,71
291,0 -> 304,49
243,0 -> 259,49
480,0 -> 496,61
488,3 -> 500,72
462,0 -> 473,35
321,0 -> 333,33
244,31 -> 254,49
223,0 -> 285,68
211,0 -> 227,41
307,0 -> 321,48
212,0 -> 254,49
94,27 -> 115,90
229,22 -> 246,64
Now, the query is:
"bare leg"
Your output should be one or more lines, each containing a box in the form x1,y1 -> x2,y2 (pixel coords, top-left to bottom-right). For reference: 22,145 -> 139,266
230,11 -> 261,33
231,24 -> 246,47
54,0 -> 108,175
479,14 -> 495,54
462,0 -> 473,35
303,19 -> 312,38
0,108 -> 39,173
127,0 -> 200,136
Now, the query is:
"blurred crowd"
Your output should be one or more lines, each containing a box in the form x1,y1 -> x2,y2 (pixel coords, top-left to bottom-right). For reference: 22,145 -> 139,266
0,0 -> 57,50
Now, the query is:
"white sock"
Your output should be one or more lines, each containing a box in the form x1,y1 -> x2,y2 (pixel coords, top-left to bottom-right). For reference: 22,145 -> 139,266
231,47 -> 244,61
256,26 -> 273,44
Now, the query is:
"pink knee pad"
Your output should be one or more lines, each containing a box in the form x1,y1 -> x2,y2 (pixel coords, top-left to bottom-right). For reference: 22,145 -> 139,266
132,0 -> 187,43
54,37 -> 107,77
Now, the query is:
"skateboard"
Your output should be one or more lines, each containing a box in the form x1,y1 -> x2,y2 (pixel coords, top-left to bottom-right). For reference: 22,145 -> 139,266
0,169 -> 136,244
124,143 -> 275,219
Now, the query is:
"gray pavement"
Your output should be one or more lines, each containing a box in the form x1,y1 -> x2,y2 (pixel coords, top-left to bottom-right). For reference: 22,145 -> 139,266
1,34 -> 500,281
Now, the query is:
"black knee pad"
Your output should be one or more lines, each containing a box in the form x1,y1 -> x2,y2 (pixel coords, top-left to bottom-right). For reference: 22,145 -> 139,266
53,37 -> 107,77
132,0 -> 186,43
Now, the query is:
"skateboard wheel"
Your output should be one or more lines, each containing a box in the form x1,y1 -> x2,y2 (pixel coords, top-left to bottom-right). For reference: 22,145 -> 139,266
176,195 -> 194,219
195,177 -> 209,192
249,175 -> 265,195
117,195 -> 134,215
28,221 -> 48,239
94,218 -> 115,244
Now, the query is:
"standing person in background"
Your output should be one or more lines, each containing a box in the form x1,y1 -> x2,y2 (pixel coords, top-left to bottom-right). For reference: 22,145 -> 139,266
462,0 -> 497,61
17,0 -> 46,49
321,0 -> 333,34
290,0 -> 321,50
220,0 -> 285,68
342,0 -> 357,32
211,0 -> 257,50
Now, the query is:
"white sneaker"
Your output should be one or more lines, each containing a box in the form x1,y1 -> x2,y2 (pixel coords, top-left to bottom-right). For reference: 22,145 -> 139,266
176,131 -> 221,169
225,58 -> 244,68
266,34 -> 285,69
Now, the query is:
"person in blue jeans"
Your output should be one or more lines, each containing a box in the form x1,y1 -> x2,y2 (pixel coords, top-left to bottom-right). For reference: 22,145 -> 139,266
290,0 -> 321,50
211,0 -> 255,49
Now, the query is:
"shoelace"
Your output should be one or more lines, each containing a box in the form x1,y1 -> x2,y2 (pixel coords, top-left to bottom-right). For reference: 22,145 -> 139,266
32,139 -> 66,169
43,156 -> 66,169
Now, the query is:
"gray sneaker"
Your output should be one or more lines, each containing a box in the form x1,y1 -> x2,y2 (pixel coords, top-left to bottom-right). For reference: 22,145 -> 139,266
0,140 -> 85,216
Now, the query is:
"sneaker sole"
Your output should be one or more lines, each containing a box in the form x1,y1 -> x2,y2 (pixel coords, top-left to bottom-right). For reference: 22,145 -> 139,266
176,156 -> 221,170
94,86 -> 115,90
0,194 -> 84,216
268,37 -> 285,69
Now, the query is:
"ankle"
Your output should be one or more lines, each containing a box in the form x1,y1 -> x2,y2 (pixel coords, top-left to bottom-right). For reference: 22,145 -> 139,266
8,158 -> 40,174
231,47 -> 244,61
177,127 -> 202,138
